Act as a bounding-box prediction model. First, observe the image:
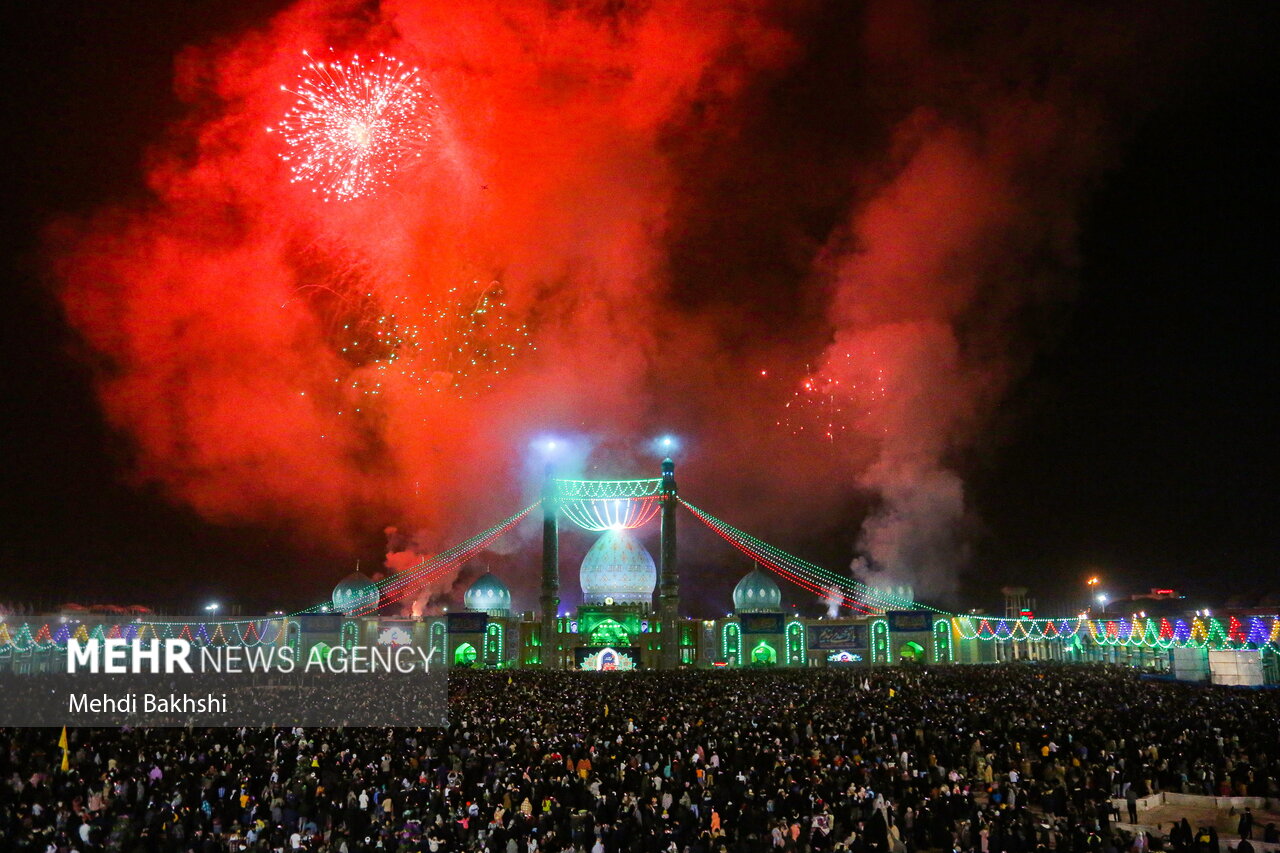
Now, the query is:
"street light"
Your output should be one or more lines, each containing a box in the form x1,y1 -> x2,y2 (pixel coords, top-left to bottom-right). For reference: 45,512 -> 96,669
1085,576 -> 1102,614
204,602 -> 221,614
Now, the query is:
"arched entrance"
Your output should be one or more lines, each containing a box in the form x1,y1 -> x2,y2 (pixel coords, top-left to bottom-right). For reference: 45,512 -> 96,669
898,640 -> 925,662
589,618 -> 630,647
454,642 -> 477,666
751,641 -> 777,665
308,642 -> 331,665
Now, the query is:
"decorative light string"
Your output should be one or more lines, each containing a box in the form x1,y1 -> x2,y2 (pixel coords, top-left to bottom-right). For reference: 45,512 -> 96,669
560,496 -> 662,531
680,499 -> 944,614
350,502 -> 539,616
554,478 -> 662,499
681,501 -> 874,614
4,495 -> 1279,655
0,503 -> 538,653
951,615 -> 1279,651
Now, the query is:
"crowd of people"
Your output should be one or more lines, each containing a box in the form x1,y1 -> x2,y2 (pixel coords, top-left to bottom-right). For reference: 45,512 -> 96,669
2,663 -> 1278,853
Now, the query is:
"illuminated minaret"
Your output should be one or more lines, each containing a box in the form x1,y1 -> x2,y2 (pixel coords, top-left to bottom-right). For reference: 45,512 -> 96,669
658,457 -> 680,668
539,466 -> 560,668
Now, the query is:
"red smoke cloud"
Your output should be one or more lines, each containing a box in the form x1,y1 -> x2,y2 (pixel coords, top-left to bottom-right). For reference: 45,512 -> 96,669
51,0 -> 796,603
817,2 -> 1183,595
51,0 -> 1183,606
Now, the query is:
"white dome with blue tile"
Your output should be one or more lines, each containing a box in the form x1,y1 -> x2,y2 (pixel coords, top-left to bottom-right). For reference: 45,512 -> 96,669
580,529 -> 656,606
463,572 -> 512,617
332,571 -> 380,616
733,566 -> 781,613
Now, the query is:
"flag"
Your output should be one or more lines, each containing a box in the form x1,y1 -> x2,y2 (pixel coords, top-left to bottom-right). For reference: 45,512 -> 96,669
58,726 -> 69,772
507,676 -> 513,685
604,704 -> 609,717
888,688 -> 895,699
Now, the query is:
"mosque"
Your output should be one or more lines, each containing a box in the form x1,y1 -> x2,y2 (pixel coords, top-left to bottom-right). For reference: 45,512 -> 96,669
327,543 -> 947,670
323,459 -> 960,670
4,455 -> 1270,677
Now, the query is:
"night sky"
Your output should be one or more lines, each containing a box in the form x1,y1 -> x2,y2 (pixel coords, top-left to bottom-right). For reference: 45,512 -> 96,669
1,1 -> 1277,617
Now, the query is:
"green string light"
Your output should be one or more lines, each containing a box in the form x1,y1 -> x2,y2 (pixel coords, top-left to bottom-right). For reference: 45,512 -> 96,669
555,478 -> 662,499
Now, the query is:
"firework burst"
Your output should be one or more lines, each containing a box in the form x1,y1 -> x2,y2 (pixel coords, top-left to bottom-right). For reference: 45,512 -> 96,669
336,279 -> 534,402
762,352 -> 885,441
270,50 -> 435,201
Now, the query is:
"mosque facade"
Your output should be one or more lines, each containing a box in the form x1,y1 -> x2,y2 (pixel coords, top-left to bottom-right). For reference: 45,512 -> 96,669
415,544 -> 958,671
3,459 -> 1275,677
319,460 -> 971,670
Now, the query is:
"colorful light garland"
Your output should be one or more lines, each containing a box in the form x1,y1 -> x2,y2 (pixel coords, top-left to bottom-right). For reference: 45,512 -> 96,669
4,495 -> 1278,659
680,499 -> 945,615
0,503 -> 537,654
350,502 -> 537,616
951,615 -> 1280,651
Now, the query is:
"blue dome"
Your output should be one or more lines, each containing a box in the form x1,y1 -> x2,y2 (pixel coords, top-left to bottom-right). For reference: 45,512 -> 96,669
580,530 -> 656,606
332,571 -> 380,616
733,566 -> 781,613
464,573 -> 512,616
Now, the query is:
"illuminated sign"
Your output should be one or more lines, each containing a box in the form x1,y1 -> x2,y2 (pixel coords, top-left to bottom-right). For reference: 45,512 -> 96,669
808,624 -> 869,649
740,613 -> 784,634
826,650 -> 864,663
377,626 -> 413,646
574,646 -> 640,671
447,612 -> 489,634
886,611 -> 932,632
298,614 -> 343,633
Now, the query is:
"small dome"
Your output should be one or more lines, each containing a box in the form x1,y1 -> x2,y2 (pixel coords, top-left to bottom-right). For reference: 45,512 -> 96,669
332,571 -> 380,616
580,529 -> 656,606
733,566 -> 781,613
464,573 -> 512,616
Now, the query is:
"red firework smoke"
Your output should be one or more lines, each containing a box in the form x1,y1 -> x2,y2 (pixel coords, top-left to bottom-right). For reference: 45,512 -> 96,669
50,0 -> 1181,605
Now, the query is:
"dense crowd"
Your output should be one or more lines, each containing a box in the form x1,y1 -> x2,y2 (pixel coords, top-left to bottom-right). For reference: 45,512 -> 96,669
3,664 -> 1279,853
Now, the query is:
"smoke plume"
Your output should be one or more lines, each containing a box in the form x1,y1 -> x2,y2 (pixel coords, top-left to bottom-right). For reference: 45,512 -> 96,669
817,2 -> 1178,598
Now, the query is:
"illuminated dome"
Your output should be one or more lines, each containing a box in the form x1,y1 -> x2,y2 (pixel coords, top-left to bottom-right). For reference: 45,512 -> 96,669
332,571 -> 379,616
580,529 -> 656,606
733,566 -> 781,613
463,572 -> 512,617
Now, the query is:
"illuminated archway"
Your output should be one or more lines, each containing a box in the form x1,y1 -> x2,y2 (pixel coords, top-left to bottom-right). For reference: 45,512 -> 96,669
871,619 -> 889,663
751,641 -> 777,665
485,623 -> 503,665
454,642 -> 477,666
589,618 -> 630,647
722,622 -> 741,664
899,640 -> 924,662
786,621 -> 806,665
429,622 -> 446,663
932,619 -> 952,662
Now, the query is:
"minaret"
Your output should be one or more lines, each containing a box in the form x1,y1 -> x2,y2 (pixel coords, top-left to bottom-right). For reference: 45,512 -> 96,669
658,457 -> 679,669
539,466 -> 560,668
